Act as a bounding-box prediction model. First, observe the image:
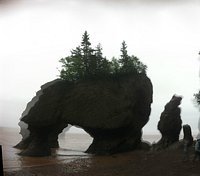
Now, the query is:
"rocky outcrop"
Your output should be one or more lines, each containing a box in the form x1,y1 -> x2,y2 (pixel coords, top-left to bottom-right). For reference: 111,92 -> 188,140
156,95 -> 182,149
14,79 -> 64,150
196,117 -> 200,140
183,124 -> 193,146
16,74 -> 153,156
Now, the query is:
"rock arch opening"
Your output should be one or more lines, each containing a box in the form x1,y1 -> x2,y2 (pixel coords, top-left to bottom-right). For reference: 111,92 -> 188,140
58,126 -> 93,152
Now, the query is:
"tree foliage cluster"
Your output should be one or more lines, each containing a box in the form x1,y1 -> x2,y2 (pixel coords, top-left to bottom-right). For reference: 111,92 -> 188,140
194,52 -> 200,107
59,31 -> 147,81
194,91 -> 200,106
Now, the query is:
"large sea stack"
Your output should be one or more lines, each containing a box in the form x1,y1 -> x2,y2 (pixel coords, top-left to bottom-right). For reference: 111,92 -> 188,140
16,73 -> 153,156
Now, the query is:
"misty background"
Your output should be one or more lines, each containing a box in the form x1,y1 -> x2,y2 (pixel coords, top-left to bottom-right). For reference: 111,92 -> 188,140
0,0 -> 200,134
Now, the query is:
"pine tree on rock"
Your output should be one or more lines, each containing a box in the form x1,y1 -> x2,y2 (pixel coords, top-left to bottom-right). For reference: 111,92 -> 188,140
95,44 -> 111,75
81,31 -> 94,76
59,46 -> 84,81
119,41 -> 147,74
119,41 -> 132,72
59,31 -> 147,81
111,57 -> 120,74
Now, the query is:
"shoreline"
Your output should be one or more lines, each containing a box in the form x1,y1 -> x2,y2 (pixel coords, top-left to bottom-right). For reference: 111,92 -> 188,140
1,127 -> 200,176
4,149 -> 200,176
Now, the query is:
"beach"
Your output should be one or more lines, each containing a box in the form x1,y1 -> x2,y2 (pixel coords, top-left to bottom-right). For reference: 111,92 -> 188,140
1,127 -> 200,176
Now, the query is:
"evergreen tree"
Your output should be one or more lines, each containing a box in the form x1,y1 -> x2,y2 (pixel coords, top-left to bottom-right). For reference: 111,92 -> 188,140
128,55 -> 147,74
118,41 -> 147,74
95,43 -> 103,71
59,31 -> 109,81
119,41 -> 133,73
59,32 -> 147,81
194,52 -> 200,106
81,31 -> 93,76
110,57 -> 120,74
95,44 -> 111,75
194,91 -> 200,105
71,46 -> 85,78
59,46 -> 84,81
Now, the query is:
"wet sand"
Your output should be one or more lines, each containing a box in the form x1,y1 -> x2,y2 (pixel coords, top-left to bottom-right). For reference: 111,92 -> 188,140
0,127 -> 92,172
1,127 -> 200,176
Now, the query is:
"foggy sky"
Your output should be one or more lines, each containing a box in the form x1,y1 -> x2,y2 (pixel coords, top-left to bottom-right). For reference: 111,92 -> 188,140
0,0 -> 200,134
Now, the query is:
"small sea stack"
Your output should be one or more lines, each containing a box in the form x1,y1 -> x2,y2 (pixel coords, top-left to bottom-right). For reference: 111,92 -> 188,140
156,95 -> 182,149
183,124 -> 193,146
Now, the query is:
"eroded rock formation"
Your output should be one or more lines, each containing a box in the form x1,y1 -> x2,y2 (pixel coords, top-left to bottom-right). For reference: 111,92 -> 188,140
196,117 -> 200,140
183,124 -> 193,146
15,74 -> 153,156
156,95 -> 182,149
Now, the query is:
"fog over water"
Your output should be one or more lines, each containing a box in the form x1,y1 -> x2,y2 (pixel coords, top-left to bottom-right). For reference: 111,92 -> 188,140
0,0 -> 200,134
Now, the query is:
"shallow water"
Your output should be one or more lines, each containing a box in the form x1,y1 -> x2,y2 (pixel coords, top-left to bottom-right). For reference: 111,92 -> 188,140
0,127 -> 93,172
0,127 -> 160,173
2,127 -> 200,176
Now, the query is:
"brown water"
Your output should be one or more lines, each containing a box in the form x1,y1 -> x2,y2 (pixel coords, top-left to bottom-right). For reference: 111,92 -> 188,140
0,127 -> 93,172
0,127 -> 160,173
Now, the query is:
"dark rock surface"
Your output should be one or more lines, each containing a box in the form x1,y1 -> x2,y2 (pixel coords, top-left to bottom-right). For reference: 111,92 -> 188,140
156,95 -> 182,149
16,74 -> 153,156
182,124 -> 193,146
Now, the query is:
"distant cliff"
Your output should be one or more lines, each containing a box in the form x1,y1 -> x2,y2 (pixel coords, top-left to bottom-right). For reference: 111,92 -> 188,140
16,73 -> 153,156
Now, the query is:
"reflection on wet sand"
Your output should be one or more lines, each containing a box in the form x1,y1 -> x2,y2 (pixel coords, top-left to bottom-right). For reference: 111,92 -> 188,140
1,127 -> 165,176
0,127 -> 93,172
